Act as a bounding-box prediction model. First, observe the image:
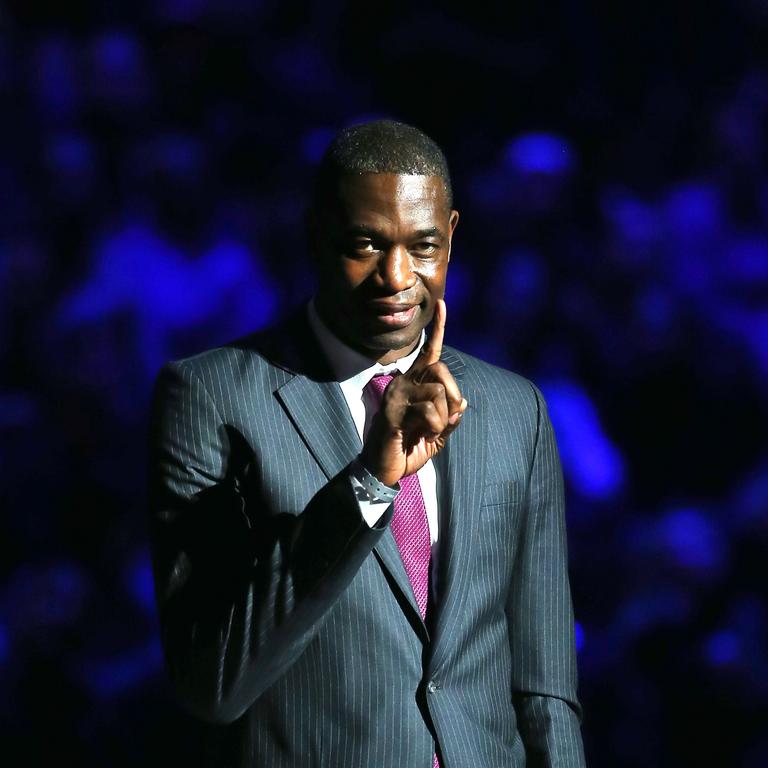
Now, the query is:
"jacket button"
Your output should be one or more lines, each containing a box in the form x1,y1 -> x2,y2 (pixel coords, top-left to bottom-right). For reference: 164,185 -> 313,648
427,680 -> 439,694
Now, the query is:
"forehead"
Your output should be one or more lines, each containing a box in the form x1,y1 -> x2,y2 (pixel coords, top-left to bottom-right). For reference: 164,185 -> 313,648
330,173 -> 449,227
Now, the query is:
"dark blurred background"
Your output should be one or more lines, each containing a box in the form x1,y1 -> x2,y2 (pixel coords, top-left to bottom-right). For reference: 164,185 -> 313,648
1,1 -> 767,766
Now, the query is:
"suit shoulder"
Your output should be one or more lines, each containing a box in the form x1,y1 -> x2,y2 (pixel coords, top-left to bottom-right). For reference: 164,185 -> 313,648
157,338 -> 242,380
164,336 -> 259,373
155,325 -> 291,400
160,306 -> 330,386
444,345 -> 541,407
443,346 -> 539,397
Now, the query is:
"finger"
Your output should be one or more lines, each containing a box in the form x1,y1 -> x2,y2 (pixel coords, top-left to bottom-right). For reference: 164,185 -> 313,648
442,410 -> 463,436
402,400 -> 449,442
421,398 -> 466,446
416,360 -> 462,415
405,381 -> 449,424
448,398 -> 468,426
420,299 -> 446,367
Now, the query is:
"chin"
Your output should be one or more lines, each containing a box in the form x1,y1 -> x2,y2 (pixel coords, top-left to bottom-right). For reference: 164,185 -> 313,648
363,325 -> 424,354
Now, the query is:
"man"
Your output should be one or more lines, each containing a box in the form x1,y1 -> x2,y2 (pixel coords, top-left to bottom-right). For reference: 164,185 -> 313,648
149,120 -> 586,767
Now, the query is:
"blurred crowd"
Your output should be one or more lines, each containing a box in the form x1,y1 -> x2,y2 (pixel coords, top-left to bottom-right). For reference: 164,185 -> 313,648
1,2 -> 767,766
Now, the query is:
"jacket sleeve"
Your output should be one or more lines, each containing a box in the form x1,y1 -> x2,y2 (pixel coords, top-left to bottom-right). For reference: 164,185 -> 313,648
148,360 -> 393,725
507,384 -> 587,767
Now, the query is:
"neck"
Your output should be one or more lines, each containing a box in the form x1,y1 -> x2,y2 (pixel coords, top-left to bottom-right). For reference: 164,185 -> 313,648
375,342 -> 419,365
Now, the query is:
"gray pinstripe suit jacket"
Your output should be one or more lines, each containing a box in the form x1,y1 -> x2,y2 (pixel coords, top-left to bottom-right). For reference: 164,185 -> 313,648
149,308 -> 586,767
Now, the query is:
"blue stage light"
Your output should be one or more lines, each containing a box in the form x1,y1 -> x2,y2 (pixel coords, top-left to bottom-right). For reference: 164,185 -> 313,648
302,127 -> 335,164
703,629 -> 741,667
504,133 -> 574,175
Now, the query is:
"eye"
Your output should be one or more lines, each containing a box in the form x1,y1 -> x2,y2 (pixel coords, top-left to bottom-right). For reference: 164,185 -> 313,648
352,239 -> 379,255
412,241 -> 439,256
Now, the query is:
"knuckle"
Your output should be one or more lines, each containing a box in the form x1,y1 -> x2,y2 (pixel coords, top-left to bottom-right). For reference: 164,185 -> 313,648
432,411 -> 446,429
431,422 -> 446,437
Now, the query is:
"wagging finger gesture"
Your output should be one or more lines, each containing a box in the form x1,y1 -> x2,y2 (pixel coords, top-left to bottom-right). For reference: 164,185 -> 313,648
361,300 -> 468,486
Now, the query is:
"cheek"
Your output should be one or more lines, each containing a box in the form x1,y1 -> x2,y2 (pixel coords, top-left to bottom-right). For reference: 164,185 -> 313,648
324,258 -> 370,291
340,261 -> 373,290
418,260 -> 448,290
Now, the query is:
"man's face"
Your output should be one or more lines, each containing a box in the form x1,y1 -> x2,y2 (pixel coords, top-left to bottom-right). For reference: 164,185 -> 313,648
313,173 -> 459,364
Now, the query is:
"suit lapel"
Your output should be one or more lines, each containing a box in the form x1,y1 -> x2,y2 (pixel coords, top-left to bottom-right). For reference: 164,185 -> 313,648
429,347 -> 487,675
263,307 -> 361,482
277,372 -> 426,634
270,316 -> 426,634
269,319 -> 481,646
275,375 -> 360,481
372,530 -> 425,634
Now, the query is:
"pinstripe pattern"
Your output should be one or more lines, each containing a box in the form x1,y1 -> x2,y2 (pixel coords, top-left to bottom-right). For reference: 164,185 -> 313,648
148,309 -> 586,767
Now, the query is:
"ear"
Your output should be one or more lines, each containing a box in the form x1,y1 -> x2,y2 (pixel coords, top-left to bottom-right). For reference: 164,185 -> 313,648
447,209 -> 460,261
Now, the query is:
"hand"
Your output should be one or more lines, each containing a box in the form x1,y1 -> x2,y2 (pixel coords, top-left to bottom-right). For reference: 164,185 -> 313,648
360,299 -> 468,487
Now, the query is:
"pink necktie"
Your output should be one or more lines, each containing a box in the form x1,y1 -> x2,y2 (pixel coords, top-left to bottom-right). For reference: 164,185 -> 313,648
365,374 -> 441,768
365,374 -> 432,618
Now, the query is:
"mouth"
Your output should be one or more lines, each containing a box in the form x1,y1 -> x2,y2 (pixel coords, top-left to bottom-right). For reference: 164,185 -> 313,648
366,302 -> 420,329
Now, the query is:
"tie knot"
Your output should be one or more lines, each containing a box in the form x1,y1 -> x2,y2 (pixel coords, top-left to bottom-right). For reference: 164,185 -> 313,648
365,373 -> 394,404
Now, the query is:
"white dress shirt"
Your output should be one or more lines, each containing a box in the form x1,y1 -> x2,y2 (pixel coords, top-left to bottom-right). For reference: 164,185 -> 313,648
306,301 -> 440,560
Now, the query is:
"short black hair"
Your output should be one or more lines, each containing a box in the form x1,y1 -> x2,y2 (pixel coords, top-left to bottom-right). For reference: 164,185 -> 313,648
313,119 -> 453,210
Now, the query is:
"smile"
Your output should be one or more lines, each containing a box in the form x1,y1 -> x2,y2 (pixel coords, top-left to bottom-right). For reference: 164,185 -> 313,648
371,304 -> 419,329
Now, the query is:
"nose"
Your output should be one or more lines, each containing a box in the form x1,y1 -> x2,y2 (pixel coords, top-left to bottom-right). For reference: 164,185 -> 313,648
377,245 -> 416,293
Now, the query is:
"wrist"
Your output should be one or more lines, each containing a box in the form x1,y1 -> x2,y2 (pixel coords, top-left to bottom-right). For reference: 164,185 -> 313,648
359,461 -> 401,489
350,457 -> 401,502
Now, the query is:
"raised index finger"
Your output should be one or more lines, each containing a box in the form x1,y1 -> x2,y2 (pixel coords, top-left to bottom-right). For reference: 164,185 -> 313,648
421,298 -> 446,366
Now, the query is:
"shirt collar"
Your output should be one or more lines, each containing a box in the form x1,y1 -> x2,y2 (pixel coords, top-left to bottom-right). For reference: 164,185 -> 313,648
307,299 -> 425,392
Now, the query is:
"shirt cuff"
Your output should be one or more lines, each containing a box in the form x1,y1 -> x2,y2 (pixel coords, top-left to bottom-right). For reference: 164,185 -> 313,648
352,481 -> 393,526
348,459 -> 400,528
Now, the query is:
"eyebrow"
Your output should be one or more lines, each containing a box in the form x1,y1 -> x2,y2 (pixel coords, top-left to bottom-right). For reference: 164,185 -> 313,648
344,225 -> 445,240
412,227 -> 444,239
